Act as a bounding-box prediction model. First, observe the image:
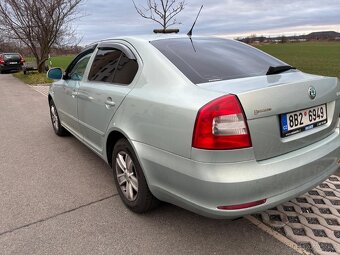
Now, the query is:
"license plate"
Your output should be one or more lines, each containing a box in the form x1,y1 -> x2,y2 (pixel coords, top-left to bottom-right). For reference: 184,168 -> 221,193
280,104 -> 327,137
9,62 -> 17,65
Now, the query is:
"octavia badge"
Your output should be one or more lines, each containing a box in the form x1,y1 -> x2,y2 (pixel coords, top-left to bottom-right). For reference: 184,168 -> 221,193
308,86 -> 316,100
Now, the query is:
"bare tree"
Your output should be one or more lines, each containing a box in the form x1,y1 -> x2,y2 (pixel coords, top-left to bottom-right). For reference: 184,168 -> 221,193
0,0 -> 83,72
132,0 -> 185,32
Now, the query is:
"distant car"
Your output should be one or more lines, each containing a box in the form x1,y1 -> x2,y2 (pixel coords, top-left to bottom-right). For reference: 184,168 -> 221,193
0,53 -> 25,73
47,35 -> 340,219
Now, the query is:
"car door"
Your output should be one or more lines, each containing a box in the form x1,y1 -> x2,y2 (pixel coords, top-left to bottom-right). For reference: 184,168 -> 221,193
77,42 -> 139,154
53,49 -> 94,136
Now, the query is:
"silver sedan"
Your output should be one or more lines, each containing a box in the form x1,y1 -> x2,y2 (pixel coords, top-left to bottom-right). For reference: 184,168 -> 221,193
47,35 -> 340,218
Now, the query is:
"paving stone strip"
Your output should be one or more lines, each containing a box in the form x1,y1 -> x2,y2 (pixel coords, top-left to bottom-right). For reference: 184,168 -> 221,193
250,175 -> 340,255
31,85 -> 50,97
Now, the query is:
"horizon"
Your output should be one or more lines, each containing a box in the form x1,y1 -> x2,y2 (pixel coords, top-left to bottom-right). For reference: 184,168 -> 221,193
76,28 -> 340,47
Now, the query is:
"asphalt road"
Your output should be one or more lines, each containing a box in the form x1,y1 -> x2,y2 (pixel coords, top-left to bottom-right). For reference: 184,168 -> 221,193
0,74 -> 299,255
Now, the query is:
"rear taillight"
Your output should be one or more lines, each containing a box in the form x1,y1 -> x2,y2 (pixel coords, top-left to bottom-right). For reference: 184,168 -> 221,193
0,57 -> 4,65
19,54 -> 25,64
192,94 -> 251,150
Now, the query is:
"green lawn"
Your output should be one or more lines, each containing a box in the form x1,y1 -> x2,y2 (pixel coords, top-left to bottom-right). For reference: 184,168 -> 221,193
49,55 -> 75,70
13,55 -> 74,85
256,41 -> 340,78
12,72 -> 52,85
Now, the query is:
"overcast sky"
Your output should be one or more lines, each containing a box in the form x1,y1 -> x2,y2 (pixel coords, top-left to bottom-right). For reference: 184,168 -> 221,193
75,0 -> 340,44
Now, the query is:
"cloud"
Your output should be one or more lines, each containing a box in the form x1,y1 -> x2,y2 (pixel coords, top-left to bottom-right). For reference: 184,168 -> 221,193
75,0 -> 340,44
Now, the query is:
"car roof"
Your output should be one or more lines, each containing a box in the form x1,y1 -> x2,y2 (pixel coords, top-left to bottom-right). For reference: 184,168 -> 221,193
101,33 -> 187,42
86,34 -> 230,47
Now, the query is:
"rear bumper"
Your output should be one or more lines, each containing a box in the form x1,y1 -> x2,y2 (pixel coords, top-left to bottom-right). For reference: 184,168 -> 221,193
132,129 -> 340,219
0,64 -> 22,71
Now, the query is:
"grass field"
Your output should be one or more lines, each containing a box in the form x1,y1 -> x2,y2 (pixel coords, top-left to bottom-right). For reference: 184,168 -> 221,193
256,41 -> 340,78
13,55 -> 74,85
48,55 -> 75,70
12,41 -> 340,85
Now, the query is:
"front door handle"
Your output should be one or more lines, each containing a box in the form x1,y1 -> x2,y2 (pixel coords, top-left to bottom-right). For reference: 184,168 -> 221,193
105,97 -> 116,108
71,91 -> 78,98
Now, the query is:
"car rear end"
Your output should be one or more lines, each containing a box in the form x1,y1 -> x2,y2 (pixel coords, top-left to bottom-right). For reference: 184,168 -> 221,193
144,37 -> 340,218
0,53 -> 24,73
187,74 -> 340,218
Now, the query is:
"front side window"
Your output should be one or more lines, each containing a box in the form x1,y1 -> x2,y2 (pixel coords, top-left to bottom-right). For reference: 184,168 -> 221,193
69,53 -> 92,81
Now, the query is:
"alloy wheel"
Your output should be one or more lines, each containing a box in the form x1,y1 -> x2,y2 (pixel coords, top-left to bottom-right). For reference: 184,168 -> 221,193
50,104 -> 59,131
115,151 -> 139,201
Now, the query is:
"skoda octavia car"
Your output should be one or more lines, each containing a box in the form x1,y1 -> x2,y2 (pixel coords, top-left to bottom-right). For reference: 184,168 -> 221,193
47,35 -> 340,218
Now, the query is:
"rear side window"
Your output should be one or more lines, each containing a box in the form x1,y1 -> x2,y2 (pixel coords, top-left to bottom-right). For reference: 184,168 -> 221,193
88,48 -> 121,82
114,54 -> 138,84
151,38 -> 286,84
88,47 -> 138,85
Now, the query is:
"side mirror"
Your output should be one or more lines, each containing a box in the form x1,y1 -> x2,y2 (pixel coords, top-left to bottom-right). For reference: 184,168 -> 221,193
47,68 -> 63,80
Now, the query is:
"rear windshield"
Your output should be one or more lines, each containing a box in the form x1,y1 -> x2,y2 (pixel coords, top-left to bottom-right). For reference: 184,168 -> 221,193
4,54 -> 20,60
150,38 -> 286,84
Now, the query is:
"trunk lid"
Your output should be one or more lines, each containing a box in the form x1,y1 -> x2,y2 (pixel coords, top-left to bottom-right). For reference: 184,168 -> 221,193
198,72 -> 340,160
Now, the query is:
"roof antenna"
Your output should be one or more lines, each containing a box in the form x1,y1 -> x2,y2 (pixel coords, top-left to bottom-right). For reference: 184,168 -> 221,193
187,5 -> 203,37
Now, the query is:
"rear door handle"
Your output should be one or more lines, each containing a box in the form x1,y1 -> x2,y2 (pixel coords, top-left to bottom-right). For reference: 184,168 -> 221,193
105,97 -> 116,108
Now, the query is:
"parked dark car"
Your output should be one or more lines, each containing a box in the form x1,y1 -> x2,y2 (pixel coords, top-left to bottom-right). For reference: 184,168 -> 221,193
0,53 -> 25,73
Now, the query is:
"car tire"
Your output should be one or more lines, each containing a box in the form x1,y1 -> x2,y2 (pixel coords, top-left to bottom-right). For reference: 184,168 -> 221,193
49,100 -> 68,136
112,138 -> 159,213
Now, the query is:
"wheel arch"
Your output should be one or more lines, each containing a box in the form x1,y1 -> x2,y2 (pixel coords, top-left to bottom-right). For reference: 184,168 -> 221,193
48,94 -> 53,104
106,130 -> 128,167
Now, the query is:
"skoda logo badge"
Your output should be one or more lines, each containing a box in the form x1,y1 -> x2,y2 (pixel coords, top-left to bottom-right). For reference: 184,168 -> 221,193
308,86 -> 316,100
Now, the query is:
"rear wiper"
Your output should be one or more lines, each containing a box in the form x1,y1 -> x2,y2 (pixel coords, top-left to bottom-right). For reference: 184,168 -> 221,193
266,65 -> 296,75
